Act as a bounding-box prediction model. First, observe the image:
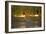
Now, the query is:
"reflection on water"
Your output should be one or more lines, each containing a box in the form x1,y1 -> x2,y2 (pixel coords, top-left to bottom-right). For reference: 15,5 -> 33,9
11,15 -> 41,28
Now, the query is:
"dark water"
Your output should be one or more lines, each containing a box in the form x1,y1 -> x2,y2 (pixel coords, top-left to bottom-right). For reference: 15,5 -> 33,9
11,16 -> 41,28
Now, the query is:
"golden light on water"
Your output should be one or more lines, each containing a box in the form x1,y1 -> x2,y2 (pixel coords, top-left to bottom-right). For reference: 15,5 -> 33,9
34,15 -> 39,17
20,15 -> 25,17
14,14 -> 39,17
30,15 -> 39,17
14,15 -> 25,17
